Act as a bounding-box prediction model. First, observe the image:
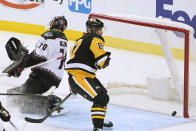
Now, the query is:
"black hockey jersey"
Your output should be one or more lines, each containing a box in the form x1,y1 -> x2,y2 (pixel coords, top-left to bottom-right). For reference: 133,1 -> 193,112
65,33 -> 109,77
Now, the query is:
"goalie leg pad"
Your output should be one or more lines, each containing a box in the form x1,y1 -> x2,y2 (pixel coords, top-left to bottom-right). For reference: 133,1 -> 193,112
23,74 -> 53,94
6,86 -> 51,114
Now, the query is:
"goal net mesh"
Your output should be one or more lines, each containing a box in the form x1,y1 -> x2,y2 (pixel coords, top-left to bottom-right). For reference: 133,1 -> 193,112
89,13 -> 196,118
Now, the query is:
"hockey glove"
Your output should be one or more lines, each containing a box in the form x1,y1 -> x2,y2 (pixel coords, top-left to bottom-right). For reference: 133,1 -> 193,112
102,52 -> 111,69
0,102 -> 11,122
95,63 -> 101,70
102,57 -> 110,69
95,52 -> 111,70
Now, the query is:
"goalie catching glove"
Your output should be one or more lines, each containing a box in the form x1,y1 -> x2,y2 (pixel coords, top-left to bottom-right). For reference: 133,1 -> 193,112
2,37 -> 29,77
5,37 -> 29,61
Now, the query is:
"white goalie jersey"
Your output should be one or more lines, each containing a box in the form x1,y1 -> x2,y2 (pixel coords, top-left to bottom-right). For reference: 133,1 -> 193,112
33,30 -> 67,81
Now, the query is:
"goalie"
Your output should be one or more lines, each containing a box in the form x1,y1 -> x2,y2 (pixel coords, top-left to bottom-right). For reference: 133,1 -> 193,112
65,18 -> 112,131
3,16 -> 68,115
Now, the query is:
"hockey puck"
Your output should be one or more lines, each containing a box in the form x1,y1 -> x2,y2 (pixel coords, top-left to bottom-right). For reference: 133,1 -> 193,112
172,111 -> 177,116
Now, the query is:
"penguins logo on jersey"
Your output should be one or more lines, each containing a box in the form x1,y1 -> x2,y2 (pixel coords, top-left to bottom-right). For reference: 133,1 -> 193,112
97,43 -> 103,49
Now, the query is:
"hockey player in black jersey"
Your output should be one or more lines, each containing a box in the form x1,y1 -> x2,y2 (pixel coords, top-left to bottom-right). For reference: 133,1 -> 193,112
65,18 -> 112,131
4,16 -> 68,115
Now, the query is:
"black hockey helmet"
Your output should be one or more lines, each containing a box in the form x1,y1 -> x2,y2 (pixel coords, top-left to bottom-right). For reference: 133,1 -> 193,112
86,18 -> 104,34
50,16 -> 67,32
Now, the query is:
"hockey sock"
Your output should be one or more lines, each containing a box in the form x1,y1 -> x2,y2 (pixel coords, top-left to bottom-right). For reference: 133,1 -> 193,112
91,105 -> 107,129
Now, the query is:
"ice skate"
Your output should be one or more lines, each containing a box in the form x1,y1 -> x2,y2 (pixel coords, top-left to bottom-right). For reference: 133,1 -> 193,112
103,120 -> 113,130
48,95 -> 69,116
93,128 -> 102,131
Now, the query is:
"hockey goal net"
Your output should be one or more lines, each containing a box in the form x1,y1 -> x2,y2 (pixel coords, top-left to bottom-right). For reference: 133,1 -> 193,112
88,13 -> 196,118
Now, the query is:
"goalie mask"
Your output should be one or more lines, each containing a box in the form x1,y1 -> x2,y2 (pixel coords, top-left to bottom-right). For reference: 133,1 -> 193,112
86,18 -> 104,34
50,16 -> 67,32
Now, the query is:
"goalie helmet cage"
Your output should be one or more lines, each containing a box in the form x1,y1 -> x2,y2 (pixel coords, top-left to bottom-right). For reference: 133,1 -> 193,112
88,13 -> 196,118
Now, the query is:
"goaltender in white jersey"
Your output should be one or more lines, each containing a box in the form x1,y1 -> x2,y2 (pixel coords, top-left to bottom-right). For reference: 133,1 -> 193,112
5,16 -> 68,114
34,31 -> 67,80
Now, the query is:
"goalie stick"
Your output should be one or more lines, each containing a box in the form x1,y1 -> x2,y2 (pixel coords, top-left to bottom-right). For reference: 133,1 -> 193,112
24,93 -> 72,123
0,56 -> 65,77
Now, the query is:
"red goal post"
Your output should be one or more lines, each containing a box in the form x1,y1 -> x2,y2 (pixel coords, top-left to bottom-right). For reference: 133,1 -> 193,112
88,13 -> 195,118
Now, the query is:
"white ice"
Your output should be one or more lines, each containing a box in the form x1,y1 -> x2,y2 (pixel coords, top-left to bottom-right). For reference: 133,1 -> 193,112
0,31 -> 196,131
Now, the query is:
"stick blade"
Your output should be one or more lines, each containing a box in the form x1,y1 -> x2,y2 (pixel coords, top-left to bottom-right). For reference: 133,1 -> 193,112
25,116 -> 46,123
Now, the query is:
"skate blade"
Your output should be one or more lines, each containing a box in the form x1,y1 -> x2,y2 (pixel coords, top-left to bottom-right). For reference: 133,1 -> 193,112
103,127 -> 113,130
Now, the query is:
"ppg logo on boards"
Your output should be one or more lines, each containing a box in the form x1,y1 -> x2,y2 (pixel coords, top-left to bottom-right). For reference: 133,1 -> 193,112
156,0 -> 196,39
68,0 -> 91,14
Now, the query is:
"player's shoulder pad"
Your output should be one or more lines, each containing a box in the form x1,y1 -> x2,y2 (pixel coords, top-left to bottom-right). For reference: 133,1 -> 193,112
41,31 -> 54,39
84,33 -> 104,42
41,30 -> 67,40
94,34 -> 105,42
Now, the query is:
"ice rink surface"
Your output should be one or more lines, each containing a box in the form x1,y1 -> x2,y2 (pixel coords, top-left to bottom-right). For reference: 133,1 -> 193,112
24,98 -> 191,131
0,31 -> 196,131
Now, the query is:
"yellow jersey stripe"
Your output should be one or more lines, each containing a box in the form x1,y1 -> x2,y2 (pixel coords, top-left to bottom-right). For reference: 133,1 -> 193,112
91,116 -> 105,119
91,107 -> 105,111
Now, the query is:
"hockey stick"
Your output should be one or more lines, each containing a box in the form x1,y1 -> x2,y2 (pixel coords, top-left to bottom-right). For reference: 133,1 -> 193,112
9,121 -> 20,131
0,56 -> 65,77
26,56 -> 65,70
0,93 -> 40,96
25,93 -> 72,123
0,86 -> 56,96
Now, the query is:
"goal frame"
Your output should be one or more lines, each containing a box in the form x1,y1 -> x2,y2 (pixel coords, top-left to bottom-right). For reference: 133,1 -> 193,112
88,13 -> 190,118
